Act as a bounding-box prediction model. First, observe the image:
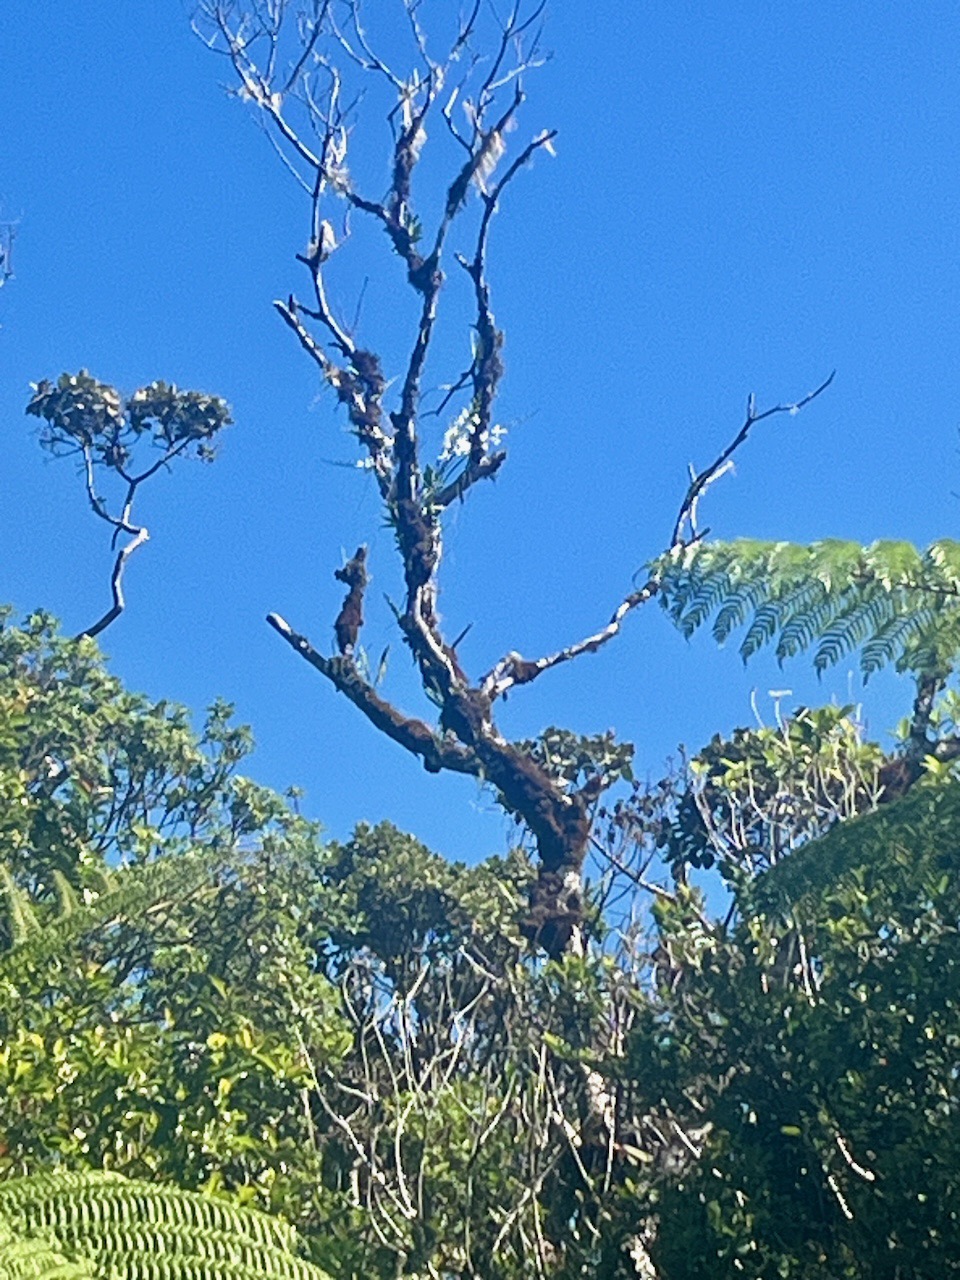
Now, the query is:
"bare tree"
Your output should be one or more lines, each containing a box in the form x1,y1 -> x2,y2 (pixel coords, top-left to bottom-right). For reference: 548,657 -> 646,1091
194,0 -> 831,956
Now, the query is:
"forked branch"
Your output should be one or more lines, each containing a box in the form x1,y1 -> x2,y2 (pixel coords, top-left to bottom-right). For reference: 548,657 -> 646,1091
26,372 -> 230,640
482,374 -> 836,702
671,370 -> 836,546
202,2 -> 833,955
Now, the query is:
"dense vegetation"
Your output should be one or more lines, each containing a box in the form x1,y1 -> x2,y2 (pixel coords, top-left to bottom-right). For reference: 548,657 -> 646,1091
5,4 -> 960,1277
2,611 -> 959,1277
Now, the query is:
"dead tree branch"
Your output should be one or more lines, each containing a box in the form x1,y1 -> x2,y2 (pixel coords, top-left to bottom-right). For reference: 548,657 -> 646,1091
201,1 -> 833,955
480,375 -> 835,703
672,370 -> 836,547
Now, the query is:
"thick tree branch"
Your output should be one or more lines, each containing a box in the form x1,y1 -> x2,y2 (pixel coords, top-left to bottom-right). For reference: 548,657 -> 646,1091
333,545 -> 369,655
266,611 -> 477,777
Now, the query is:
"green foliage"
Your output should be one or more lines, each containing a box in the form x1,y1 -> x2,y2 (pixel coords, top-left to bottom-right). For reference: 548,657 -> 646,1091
0,825 -> 350,1233
322,820 -> 531,977
26,371 -> 231,469
0,616 -> 351,1246
517,726 -> 635,791
666,705 -> 883,877
0,609 -> 252,945
655,537 -> 960,678
624,781 -> 960,1279
0,616 -> 609,1276
0,1170 -> 331,1279
9,611 -> 960,1278
0,1211 -> 93,1279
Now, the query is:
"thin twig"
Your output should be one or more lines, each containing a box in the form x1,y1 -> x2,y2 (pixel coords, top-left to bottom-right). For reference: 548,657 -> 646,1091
671,371 -> 836,546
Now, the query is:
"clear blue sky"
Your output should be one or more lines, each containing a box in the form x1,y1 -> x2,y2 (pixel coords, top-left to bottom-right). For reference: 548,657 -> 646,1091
2,2 -> 959,864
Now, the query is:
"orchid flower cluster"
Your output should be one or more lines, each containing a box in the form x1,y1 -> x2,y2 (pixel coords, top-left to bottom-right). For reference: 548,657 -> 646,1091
439,404 -> 507,463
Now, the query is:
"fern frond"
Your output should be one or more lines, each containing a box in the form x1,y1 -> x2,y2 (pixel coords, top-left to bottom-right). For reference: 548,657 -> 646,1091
924,539 -> 960,590
806,539 -> 867,592
0,849 -> 222,978
775,593 -> 845,665
765,540 -> 818,577
813,592 -> 897,675
0,1171 -> 331,1280
84,1225 -> 321,1276
739,601 -> 783,663
713,579 -> 771,647
662,562 -> 734,637
861,610 -> 935,680
680,572 -> 732,636
654,536 -> 960,680
0,1212 -> 92,1278
769,574 -> 830,618
899,611 -> 960,678
862,539 -> 924,589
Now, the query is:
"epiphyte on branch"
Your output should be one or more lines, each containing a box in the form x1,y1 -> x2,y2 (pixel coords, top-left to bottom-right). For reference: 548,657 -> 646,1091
334,545 -> 369,655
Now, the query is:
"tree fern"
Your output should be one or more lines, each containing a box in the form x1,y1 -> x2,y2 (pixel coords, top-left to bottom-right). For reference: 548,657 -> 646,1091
0,1211 -> 93,1279
0,848 -> 223,982
655,538 -> 960,679
0,1171 -> 331,1280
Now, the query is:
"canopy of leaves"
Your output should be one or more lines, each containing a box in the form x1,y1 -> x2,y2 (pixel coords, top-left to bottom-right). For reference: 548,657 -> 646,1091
26,371 -> 231,469
0,616 -> 619,1277
7,612 -> 960,1278
0,616 -> 352,1246
624,780 -> 960,1279
0,609 -> 259,941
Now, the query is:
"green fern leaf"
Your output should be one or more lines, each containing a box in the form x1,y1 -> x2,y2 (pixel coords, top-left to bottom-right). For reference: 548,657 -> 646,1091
0,1172 -> 332,1280
0,849 -> 221,978
862,539 -> 924,589
860,611 -> 930,679
682,575 -> 731,636
813,593 -> 897,675
899,610 -> 960,678
739,601 -> 783,663
775,594 -> 840,664
924,539 -> 960,590
807,539 -> 866,592
656,536 -> 960,681
0,1213 -> 93,1279
713,579 -> 770,646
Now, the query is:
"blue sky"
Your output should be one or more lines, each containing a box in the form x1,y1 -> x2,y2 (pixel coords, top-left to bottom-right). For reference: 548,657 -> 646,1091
2,2 -> 959,865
